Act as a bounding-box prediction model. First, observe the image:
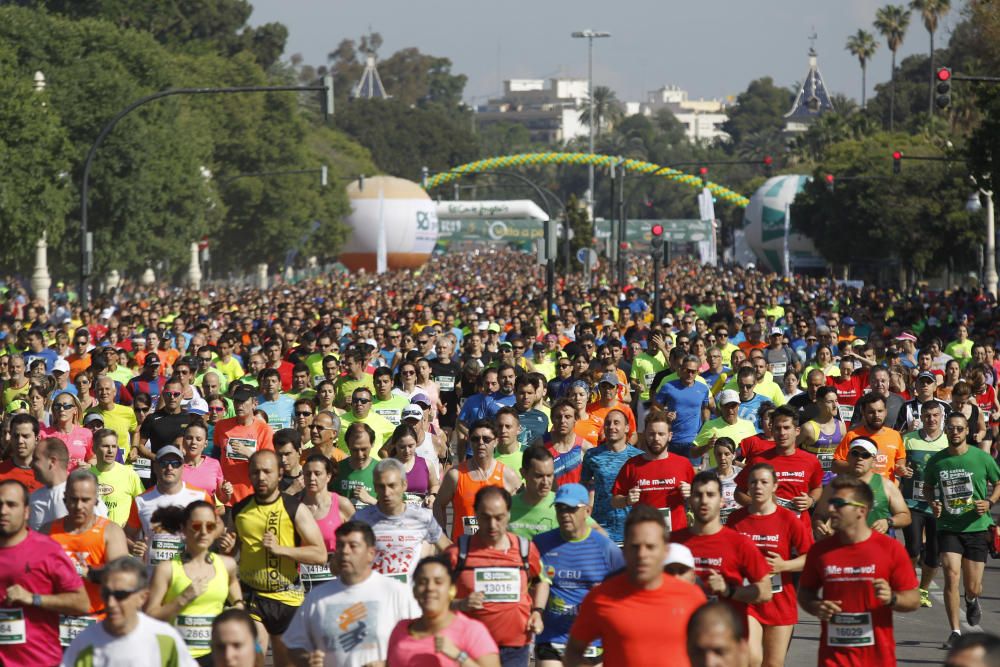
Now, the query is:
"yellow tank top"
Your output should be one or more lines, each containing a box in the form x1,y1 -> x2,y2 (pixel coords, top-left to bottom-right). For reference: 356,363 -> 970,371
164,554 -> 228,658
233,493 -> 304,606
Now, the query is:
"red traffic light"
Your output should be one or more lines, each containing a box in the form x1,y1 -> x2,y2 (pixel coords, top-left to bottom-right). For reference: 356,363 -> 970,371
936,67 -> 951,82
892,151 -> 902,160
824,173 -> 835,184
698,167 -> 708,177
619,241 -> 629,250
651,224 -> 664,237
763,155 -> 773,166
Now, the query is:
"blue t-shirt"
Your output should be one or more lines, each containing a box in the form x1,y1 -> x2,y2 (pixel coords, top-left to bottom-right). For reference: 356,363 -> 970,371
516,409 -> 549,448
581,444 -> 644,543
256,394 -> 295,430
655,380 -> 710,443
458,393 -> 502,426
489,391 -> 517,409
24,348 -> 59,374
533,528 -> 625,647
738,393 -> 771,432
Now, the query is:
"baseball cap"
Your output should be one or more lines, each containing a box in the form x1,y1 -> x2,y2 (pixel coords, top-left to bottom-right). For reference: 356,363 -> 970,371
155,445 -> 184,461
477,321 -> 489,331
553,483 -> 589,508
718,389 -> 740,406
410,392 -> 431,407
598,373 -> 620,387
144,354 -> 161,368
401,405 -> 423,421
499,341 -> 513,350
52,358 -> 70,374
769,326 -> 783,337
662,315 -> 674,326
83,412 -> 104,425
232,386 -> 256,404
849,439 -> 878,458
916,371 -> 936,383
842,316 -> 857,326
4,398 -> 29,414
895,332 -> 917,343
488,323 -> 501,333
663,543 -> 696,570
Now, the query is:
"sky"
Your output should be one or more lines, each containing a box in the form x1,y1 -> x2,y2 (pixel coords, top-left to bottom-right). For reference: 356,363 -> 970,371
248,0 -> 966,106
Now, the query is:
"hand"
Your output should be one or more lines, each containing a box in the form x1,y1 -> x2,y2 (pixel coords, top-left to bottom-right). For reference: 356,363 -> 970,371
307,650 -> 325,667
765,551 -> 786,574
706,571 -> 728,596
815,520 -> 834,538
814,599 -> 843,622
462,591 -> 485,611
526,609 -> 544,634
183,574 -> 214,604
627,486 -> 641,506
931,500 -> 943,518
423,494 -> 436,509
4,585 -> 33,606
434,634 -> 462,660
792,493 -> 813,512
679,482 -> 691,499
220,481 -> 234,498
873,578 -> 893,606
217,531 -> 237,553
897,464 -> 914,479
974,499 -> 992,516
262,532 -> 285,557
871,519 -> 889,534
129,538 -> 148,558
665,411 -> 678,423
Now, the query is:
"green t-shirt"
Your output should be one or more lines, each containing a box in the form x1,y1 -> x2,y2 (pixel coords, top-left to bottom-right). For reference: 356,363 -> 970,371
902,429 -> 949,513
509,491 -> 596,539
923,446 -> 1000,533
91,462 -> 144,527
334,376 -> 375,409
87,404 -> 138,460
371,395 -> 410,427
629,352 -> 667,401
337,411 -> 396,453
693,417 -> 758,468
334,459 -> 376,509
945,340 -> 974,368
495,450 -> 525,488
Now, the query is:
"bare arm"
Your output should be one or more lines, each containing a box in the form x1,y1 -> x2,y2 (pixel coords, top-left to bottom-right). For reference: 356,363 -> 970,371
732,575 -> 771,604
144,561 -> 185,621
563,637 -> 592,667
270,503 -> 329,565
433,469 -> 458,533
337,494 -> 356,522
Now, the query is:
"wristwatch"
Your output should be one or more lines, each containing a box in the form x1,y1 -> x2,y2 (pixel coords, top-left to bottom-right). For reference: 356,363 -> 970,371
455,650 -> 470,665
888,592 -> 898,608
31,594 -> 42,608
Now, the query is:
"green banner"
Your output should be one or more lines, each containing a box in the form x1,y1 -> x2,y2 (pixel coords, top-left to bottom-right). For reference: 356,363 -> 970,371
595,219 -> 712,243
437,219 -> 544,243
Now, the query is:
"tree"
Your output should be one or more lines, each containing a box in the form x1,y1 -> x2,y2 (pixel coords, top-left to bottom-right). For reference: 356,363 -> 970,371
911,0 -> 952,116
845,29 -> 879,108
874,4 -> 911,130
720,77 -> 794,149
579,86 -> 624,136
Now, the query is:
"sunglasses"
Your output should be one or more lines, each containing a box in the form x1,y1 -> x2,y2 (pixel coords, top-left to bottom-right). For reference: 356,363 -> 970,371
295,411 -> 313,417
52,403 -> 75,410
848,450 -> 874,459
352,398 -> 372,404
828,497 -> 867,510
158,458 -> 183,469
554,503 -> 585,513
208,406 -> 225,414
469,435 -> 495,443
558,364 -> 571,369
101,587 -> 141,602
189,521 -> 217,533
163,391 -> 181,398
401,370 -> 416,376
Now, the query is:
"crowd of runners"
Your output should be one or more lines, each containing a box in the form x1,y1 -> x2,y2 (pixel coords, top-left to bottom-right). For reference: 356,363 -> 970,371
0,248 -> 999,666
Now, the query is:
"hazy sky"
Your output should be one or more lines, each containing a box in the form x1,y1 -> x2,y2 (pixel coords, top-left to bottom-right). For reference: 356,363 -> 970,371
249,0 -> 965,105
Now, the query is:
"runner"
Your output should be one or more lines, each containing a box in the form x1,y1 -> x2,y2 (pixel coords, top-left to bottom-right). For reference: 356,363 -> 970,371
29,437 -> 109,530
798,476 -> 920,666
445,486 -> 543,667
353,458 -> 451,584
435,419 -> 520,539
45,469 -> 129,648
686,601 -> 752,667
212,386 -> 275,505
145,500 -> 242,666
209,609 -> 260,667
710,438 -> 742,524
90,428 -> 144,527
728,463 -> 811,667
230,449 -> 327,665
299,453 -> 355,591
565,504 -> 706,667
334,422 -> 380,509
611,412 -> 694,533
61,556 -> 197,667
896,371 -> 951,433
923,411 -> 1000,648
798,386 -> 846,485
532,483 -> 625,667
512,375 -> 550,448
0,413 -> 43,492
899,400 -> 949,608
692,389 -> 757,468
536,397 -> 589,485
654,354 -> 712,463
673,471 -> 772,625
581,408 -> 643,543
832,392 -> 906,483
492,408 -> 526,486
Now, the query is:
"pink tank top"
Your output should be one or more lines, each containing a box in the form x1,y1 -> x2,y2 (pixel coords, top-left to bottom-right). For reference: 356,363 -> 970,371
314,494 -> 344,551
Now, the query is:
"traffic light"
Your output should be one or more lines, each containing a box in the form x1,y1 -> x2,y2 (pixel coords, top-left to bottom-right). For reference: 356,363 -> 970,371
824,173 -> 835,192
698,167 -> 709,184
892,151 -> 902,175
650,224 -> 664,251
935,67 -> 952,110
763,155 -> 774,177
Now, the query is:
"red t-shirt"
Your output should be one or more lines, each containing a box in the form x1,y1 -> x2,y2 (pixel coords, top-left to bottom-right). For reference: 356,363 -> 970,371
611,454 -> 694,532
446,533 -> 542,648
827,371 -> 868,407
738,435 -> 774,461
736,447 -> 823,534
672,526 -> 771,625
570,572 -> 706,667
974,385 -> 997,421
0,461 -> 42,493
213,417 -> 275,504
727,506 -> 813,626
800,530 -> 918,666
0,531 -> 84,667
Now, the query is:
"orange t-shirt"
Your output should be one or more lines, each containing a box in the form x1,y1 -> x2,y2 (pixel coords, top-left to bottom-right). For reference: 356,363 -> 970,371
68,353 -> 92,382
587,402 -> 638,438
833,425 -> 906,482
573,414 -> 604,447
570,572 -> 706,667
0,460 -> 43,493
48,516 -> 110,615
213,417 -> 275,504
450,460 -> 508,540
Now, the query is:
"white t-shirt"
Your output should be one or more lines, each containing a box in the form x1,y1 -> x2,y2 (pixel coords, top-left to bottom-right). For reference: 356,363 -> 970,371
29,481 -> 109,531
128,483 -> 211,566
353,505 -> 444,583
283,570 -> 419,667
61,612 -> 197,667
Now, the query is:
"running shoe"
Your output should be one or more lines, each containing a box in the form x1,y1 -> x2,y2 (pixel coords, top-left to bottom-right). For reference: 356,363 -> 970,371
943,631 -> 961,649
919,588 -> 931,608
967,595 -> 983,627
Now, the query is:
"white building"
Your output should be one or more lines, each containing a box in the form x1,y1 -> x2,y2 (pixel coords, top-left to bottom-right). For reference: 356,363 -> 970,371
475,78 -> 590,144
626,85 -> 729,144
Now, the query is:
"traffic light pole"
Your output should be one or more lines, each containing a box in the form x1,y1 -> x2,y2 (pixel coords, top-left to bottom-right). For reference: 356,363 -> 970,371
652,249 -> 662,322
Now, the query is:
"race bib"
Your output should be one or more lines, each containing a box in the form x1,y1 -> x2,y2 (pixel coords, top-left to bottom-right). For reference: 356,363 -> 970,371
435,375 -> 456,392
374,409 -> 401,426
299,563 -> 335,586
0,608 -> 26,645
912,479 -> 927,501
827,612 -> 874,647
404,492 -> 425,506
549,642 -> 602,659
462,515 -> 479,535
770,572 -> 783,594
175,615 -> 214,650
474,567 -> 521,603
941,471 -> 975,515
644,372 -> 656,389
387,573 -> 409,583
817,452 -> 834,472
838,405 -> 855,422
226,437 -> 257,462
769,361 -> 787,377
774,496 -> 802,517
658,507 -> 673,531
150,534 -> 185,565
719,506 -> 735,525
134,456 -> 152,480
59,614 -> 97,647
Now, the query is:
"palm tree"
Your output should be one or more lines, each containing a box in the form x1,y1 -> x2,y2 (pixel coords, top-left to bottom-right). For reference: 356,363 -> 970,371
910,0 -> 952,116
845,30 -> 879,108
874,5 -> 911,131
579,86 -> 624,136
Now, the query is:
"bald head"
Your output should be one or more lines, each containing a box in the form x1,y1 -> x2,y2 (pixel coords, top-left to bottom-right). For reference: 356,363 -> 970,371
687,602 -> 749,667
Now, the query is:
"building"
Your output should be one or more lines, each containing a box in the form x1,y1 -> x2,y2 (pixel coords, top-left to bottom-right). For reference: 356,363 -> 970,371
783,47 -> 834,135
474,78 -> 590,144
625,86 -> 729,144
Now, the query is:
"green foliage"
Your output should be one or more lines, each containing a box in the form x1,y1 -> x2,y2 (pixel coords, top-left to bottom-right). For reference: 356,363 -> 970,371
720,77 -> 794,149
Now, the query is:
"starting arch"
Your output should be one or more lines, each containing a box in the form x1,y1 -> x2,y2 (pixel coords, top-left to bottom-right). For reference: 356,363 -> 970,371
424,152 -> 751,208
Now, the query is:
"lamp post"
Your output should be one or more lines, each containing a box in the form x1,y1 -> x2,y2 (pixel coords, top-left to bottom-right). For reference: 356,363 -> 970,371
571,29 -> 610,219
970,189 -> 997,297
30,71 -> 52,309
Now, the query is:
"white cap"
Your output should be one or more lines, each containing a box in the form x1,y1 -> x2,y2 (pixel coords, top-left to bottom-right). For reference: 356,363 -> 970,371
849,439 -> 878,458
717,389 -> 740,406
477,321 -> 490,331
52,358 -> 71,374
663,543 -> 695,569
769,326 -> 783,337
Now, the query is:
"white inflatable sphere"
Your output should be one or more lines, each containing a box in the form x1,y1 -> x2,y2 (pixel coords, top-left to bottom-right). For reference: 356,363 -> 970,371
742,174 -> 823,272
340,175 -> 439,272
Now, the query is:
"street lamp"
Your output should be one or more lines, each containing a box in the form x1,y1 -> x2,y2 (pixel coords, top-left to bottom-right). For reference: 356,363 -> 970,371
970,189 -> 998,298
571,29 -> 611,218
